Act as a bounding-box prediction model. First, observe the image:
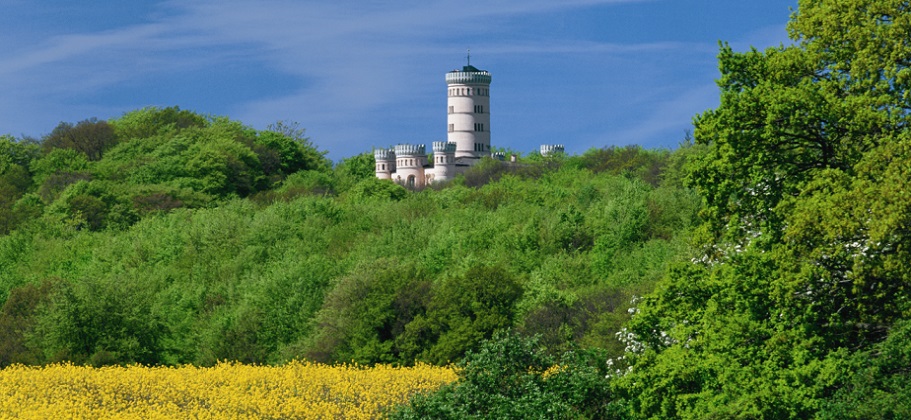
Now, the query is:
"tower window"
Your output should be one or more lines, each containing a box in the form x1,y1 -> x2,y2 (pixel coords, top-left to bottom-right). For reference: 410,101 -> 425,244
449,106 -> 454,114
448,124 -> 454,133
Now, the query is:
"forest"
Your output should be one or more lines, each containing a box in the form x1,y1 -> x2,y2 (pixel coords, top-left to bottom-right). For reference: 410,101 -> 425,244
4,0 -> 911,418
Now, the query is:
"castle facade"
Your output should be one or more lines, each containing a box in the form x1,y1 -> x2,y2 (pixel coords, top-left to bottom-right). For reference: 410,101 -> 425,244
374,61 -> 564,188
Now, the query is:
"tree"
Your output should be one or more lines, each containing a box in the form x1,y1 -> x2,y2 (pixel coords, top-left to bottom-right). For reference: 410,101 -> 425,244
391,331 -> 620,419
618,0 -> 911,416
110,106 -> 207,140
42,118 -> 118,161
398,266 -> 524,364
333,152 -> 376,193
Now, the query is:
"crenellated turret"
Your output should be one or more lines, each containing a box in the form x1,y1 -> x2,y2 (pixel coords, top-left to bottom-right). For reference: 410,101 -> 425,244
374,147 -> 396,179
394,143 -> 426,158
392,143 -> 427,188
540,144 -> 565,157
430,141 -> 457,182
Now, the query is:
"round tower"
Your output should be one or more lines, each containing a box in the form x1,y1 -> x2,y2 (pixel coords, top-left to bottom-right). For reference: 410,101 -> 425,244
430,141 -> 457,182
540,144 -> 565,157
446,61 -> 491,162
393,143 -> 427,189
374,147 -> 396,180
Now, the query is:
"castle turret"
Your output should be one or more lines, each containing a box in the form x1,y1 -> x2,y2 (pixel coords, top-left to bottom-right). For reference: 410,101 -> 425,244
540,144 -> 565,157
393,143 -> 427,189
374,147 -> 396,180
430,141 -> 457,182
446,61 -> 491,162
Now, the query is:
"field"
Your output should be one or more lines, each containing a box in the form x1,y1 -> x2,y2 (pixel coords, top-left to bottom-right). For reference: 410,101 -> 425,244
0,361 -> 457,419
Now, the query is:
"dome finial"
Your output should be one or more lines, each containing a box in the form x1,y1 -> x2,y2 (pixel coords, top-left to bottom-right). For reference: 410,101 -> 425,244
467,48 -> 471,66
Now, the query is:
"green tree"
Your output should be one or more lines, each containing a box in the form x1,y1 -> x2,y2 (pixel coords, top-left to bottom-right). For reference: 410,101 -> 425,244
110,106 -> 207,140
42,118 -> 118,161
391,331 -> 620,419
618,0 -> 911,417
333,151 -> 376,193
399,266 -> 524,364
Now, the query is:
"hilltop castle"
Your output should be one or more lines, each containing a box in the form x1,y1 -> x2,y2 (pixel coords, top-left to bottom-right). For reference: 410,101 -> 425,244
374,60 -> 563,188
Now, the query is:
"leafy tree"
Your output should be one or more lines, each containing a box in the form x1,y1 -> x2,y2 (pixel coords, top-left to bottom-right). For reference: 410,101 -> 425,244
265,120 -> 330,172
0,135 -> 40,174
399,266 -> 524,364
333,151 -> 376,193
391,331 -> 620,419
110,106 -> 207,140
34,277 -> 168,366
344,177 -> 408,202
304,260 -> 429,364
617,0 -> 911,417
30,148 -> 90,189
0,280 -> 57,366
42,118 -> 118,161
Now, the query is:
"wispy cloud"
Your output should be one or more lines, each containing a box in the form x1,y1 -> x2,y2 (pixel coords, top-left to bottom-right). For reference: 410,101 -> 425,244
0,0 -> 783,158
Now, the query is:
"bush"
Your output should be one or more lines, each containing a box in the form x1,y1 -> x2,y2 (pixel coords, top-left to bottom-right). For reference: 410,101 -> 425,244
390,331 -> 622,419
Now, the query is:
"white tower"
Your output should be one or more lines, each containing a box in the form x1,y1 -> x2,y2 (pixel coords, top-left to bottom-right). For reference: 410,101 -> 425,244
446,57 -> 491,162
374,148 -> 396,180
393,144 -> 427,189
430,141 -> 457,182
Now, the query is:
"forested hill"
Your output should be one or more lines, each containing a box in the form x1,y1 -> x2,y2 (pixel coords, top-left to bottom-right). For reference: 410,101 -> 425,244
0,108 -> 699,371
6,2 -> 911,416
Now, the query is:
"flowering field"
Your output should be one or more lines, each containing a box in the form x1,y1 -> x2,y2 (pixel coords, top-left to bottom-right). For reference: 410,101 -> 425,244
0,361 -> 457,419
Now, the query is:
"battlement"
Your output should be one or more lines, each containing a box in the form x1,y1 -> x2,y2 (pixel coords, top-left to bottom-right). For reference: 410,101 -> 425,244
374,148 -> 396,160
432,141 -> 457,153
540,144 -> 565,156
394,143 -> 426,156
445,68 -> 492,85
492,152 -> 506,161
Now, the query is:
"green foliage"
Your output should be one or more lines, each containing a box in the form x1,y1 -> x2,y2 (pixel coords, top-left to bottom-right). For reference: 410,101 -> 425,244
820,319 -> 911,419
0,280 -> 57,367
614,1 -> 911,417
110,106 -> 207,140
333,151 -> 376,193
34,276 -> 168,366
344,177 -> 408,202
30,148 -> 90,188
400,266 -> 524,364
0,106 -> 697,376
390,331 -> 622,419
570,145 -> 670,187
42,118 -> 118,161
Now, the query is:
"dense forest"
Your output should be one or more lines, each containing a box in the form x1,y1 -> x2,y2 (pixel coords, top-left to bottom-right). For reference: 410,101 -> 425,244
4,0 -> 911,418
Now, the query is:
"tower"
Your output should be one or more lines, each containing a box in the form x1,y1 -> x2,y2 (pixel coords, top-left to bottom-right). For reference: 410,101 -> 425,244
430,141 -> 457,182
540,144 -> 565,157
393,143 -> 426,189
446,59 -> 491,162
374,147 -> 396,180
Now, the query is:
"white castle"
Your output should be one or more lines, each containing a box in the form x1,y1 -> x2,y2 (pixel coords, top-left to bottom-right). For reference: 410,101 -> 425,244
374,60 -> 563,188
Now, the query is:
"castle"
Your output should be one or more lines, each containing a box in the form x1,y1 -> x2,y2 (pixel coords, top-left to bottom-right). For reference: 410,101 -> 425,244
374,60 -> 564,188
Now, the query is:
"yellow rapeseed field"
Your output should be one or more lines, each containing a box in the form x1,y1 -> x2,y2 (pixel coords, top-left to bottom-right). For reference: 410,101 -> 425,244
0,361 -> 457,419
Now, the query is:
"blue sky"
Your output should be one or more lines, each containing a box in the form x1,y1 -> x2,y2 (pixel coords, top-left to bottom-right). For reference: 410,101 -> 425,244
0,0 -> 797,160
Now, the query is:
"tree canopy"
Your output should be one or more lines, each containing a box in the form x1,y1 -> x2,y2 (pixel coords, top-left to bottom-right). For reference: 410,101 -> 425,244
615,1 -> 911,417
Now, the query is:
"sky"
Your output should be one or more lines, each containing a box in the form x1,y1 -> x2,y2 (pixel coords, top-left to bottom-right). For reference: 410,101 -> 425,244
0,0 -> 798,161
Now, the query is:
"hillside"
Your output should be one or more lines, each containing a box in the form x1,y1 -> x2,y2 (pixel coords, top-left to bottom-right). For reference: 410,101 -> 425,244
0,108 -> 699,370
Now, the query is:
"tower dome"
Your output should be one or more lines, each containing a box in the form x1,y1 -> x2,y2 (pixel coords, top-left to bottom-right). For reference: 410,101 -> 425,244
446,61 -> 491,161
